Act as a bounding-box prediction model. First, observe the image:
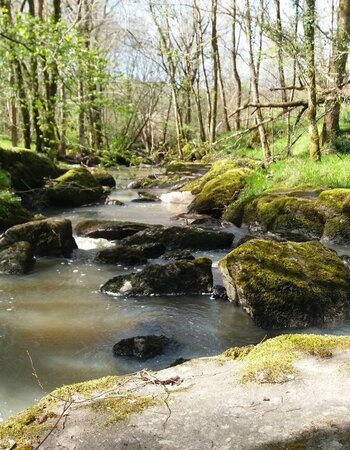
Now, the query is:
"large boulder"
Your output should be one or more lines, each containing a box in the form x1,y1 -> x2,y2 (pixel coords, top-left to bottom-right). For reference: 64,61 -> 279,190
219,239 -> 350,329
113,335 -> 171,359
101,257 -> 213,296
75,220 -> 151,240
95,243 -> 166,266
0,241 -> 35,274
0,218 -> 77,257
47,167 -> 104,207
0,147 -> 59,190
0,196 -> 33,231
239,193 -> 324,240
316,189 -> 350,244
121,225 -> 234,250
187,167 -> 251,217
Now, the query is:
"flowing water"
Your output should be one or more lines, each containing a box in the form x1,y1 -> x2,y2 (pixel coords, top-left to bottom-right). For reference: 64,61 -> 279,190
1,167 -> 350,421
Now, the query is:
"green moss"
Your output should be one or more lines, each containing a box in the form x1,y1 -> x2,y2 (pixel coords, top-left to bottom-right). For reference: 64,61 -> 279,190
90,394 -> 156,426
0,192 -> 33,230
242,194 -> 324,238
188,168 -> 251,217
322,215 -> 350,244
0,147 -> 59,190
51,376 -> 120,400
316,188 -> 350,216
165,161 -> 209,174
220,334 -> 350,384
219,239 -> 350,328
0,400 -> 56,450
47,167 -> 103,207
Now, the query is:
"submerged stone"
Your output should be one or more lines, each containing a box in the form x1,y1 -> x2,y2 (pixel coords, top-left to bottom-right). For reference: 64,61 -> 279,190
75,220 -> 151,240
121,225 -> 234,250
95,243 -> 166,266
113,335 -> 171,359
101,257 -> 213,296
219,239 -> 350,329
0,218 -> 77,257
0,241 -> 35,274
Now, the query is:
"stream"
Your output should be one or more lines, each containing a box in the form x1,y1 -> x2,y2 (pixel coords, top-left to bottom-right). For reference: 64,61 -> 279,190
1,167 -> 350,421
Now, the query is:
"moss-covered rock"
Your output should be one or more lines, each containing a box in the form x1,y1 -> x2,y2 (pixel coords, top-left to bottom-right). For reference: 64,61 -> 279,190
165,161 -> 210,175
75,220 -> 151,240
0,218 -> 77,257
219,239 -> 350,328
316,188 -> 350,216
95,243 -> 166,266
128,174 -> 190,189
322,215 -> 350,245
47,167 -> 104,207
121,225 -> 234,250
0,147 -> 59,190
87,167 -> 116,187
188,168 -> 251,217
101,257 -> 213,296
241,194 -> 324,240
0,241 -> 35,274
0,194 -> 33,231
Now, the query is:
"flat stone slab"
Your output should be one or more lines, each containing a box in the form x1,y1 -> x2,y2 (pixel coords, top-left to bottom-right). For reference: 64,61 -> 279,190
24,350 -> 350,450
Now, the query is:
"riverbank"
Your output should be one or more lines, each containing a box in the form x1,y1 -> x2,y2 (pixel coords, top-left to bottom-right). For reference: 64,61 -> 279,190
2,334 -> 350,450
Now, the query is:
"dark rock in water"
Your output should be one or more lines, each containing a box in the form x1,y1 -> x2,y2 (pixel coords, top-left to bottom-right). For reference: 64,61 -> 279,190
113,335 -> 170,359
219,239 -> 350,329
101,257 -> 213,296
121,225 -> 234,250
0,241 -> 35,274
75,220 -> 151,240
104,198 -> 125,206
87,167 -> 116,188
47,167 -> 104,207
0,218 -> 77,257
210,285 -> 228,301
169,358 -> 189,367
131,191 -> 161,203
95,243 -> 166,266
163,250 -> 195,261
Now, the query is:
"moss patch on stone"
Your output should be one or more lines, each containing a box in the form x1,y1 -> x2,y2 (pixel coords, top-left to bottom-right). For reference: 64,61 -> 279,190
0,193 -> 33,230
221,334 -> 350,384
0,147 -> 59,190
0,399 -> 56,450
188,168 -> 251,217
242,194 -> 324,239
316,189 -> 350,216
90,394 -> 156,426
219,239 -> 350,328
47,167 -> 103,207
51,376 -> 120,400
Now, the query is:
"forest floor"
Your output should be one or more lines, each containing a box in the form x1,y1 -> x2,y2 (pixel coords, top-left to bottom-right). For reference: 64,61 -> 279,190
35,350 -> 350,450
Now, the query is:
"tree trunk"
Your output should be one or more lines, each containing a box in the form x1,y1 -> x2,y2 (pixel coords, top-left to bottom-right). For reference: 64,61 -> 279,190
231,0 -> 242,131
209,0 -> 218,144
322,0 -> 350,143
245,0 -> 271,162
304,0 -> 321,160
